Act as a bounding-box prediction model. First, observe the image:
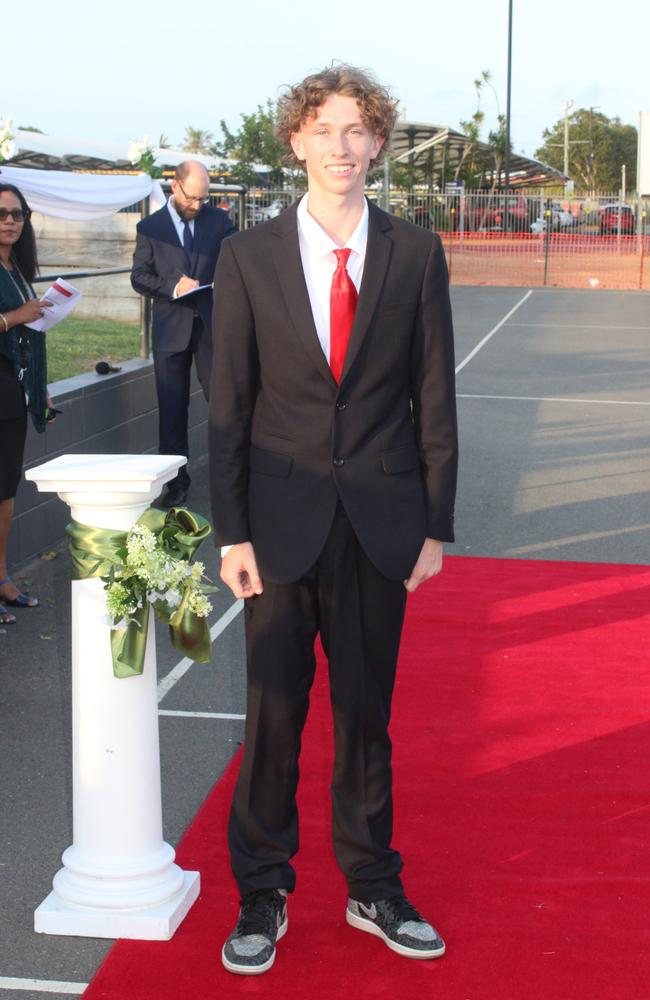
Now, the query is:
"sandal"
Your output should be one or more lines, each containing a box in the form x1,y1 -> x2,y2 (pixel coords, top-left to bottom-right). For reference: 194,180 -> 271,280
0,577 -> 39,608
0,603 -> 17,625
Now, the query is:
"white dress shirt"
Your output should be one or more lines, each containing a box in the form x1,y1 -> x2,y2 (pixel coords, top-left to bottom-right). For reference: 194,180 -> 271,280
296,194 -> 368,362
221,196 -> 368,557
167,198 -> 195,299
167,197 -> 195,245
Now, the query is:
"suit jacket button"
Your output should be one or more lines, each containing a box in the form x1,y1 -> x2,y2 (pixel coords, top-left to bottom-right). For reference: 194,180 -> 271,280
333,457 -> 345,467
336,401 -> 347,411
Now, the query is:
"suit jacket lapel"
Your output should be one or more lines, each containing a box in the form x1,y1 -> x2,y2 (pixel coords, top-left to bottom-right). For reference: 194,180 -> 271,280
157,205 -> 190,269
270,203 -> 336,388
341,201 -> 393,383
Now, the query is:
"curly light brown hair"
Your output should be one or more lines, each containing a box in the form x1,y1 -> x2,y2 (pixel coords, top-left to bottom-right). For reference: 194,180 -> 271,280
276,63 -> 399,170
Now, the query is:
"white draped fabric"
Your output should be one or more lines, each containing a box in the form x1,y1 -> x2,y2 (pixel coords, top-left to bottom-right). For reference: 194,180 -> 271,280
0,165 -> 165,220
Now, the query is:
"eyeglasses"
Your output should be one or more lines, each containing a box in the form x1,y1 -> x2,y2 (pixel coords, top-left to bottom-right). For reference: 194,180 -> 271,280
177,181 -> 209,205
0,208 -> 30,223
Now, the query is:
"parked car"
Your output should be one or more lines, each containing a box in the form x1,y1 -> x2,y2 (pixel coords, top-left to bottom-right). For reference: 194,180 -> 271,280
245,203 -> 266,226
530,203 -> 578,233
260,198 -> 289,221
246,198 -> 291,226
530,216 -> 548,234
599,204 -> 635,235
467,194 -> 532,233
550,202 -> 577,228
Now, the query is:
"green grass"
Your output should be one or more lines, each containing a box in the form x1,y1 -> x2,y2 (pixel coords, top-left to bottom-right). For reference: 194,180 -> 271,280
46,317 -> 142,383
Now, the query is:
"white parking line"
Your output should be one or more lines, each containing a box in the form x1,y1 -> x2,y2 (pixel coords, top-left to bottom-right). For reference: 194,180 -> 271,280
458,392 -> 650,407
505,522 -> 650,556
507,323 -> 650,330
157,599 -> 244,704
455,290 -> 533,375
0,977 -> 87,995
159,710 -> 245,720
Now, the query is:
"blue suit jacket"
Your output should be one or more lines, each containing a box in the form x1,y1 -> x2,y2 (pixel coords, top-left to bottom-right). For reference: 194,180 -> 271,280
131,202 -> 236,352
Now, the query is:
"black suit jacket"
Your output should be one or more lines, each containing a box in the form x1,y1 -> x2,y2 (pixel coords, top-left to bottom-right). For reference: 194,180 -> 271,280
131,202 -> 236,352
209,200 -> 458,583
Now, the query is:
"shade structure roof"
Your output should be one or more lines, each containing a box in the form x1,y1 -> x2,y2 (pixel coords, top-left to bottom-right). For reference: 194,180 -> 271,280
389,120 -> 568,187
4,131 -> 255,174
5,124 -> 567,188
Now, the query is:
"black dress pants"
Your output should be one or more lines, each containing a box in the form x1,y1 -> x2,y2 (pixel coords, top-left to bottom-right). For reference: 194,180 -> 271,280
153,317 -> 211,490
228,504 -> 408,903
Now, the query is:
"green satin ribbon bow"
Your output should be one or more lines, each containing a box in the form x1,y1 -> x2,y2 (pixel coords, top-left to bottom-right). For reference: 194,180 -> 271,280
67,507 -> 214,679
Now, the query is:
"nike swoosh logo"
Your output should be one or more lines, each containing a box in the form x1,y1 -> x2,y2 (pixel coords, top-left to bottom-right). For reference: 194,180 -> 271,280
358,902 -> 377,919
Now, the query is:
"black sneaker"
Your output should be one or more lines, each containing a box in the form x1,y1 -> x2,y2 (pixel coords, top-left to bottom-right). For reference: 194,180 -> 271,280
222,888 -> 288,975
346,894 -> 446,959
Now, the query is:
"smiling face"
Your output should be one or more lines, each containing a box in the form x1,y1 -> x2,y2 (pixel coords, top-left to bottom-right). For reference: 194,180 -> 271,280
290,94 -> 383,203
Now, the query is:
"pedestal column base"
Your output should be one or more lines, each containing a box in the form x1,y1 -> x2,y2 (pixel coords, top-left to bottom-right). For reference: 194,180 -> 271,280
34,870 -> 200,941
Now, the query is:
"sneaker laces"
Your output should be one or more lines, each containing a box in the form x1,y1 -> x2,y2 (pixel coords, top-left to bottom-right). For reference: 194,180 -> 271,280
237,889 -> 282,938
382,895 -> 425,929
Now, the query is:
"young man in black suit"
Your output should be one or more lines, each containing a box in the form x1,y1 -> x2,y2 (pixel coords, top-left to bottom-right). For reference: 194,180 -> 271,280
131,160 -> 236,507
209,65 -> 458,975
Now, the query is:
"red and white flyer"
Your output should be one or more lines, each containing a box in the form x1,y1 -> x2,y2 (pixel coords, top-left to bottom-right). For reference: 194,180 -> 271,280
26,276 -> 82,332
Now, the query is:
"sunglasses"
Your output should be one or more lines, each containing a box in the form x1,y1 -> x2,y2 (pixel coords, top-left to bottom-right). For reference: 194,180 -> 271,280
0,208 -> 31,223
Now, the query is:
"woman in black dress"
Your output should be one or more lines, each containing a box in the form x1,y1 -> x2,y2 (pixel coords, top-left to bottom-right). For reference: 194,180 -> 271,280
0,183 -> 53,625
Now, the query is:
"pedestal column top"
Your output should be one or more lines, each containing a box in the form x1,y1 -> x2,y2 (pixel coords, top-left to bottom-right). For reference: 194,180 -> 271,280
26,454 -> 184,495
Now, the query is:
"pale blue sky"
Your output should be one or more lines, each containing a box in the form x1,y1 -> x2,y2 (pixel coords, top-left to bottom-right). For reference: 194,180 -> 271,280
5,0 -> 648,160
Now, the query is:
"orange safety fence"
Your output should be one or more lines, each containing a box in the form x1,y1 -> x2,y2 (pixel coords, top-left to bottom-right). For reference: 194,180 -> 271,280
440,233 -> 650,291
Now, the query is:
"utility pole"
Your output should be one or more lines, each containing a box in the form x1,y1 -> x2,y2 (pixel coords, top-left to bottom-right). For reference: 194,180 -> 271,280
588,106 -> 600,189
563,99 -> 574,177
504,0 -> 513,194
548,100 -> 589,190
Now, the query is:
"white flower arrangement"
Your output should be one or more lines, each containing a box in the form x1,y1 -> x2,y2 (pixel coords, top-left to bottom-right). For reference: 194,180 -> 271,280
128,133 -> 154,165
127,133 -> 161,177
103,523 -> 212,629
0,115 -> 16,162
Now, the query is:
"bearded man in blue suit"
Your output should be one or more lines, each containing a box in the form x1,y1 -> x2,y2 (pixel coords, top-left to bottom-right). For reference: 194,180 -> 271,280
131,160 -> 236,507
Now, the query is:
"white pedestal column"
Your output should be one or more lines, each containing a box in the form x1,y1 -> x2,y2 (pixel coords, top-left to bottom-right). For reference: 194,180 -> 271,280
26,455 -> 201,940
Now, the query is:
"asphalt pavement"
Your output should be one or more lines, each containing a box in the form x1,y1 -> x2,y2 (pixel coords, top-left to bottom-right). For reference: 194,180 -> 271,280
1,286 -> 649,998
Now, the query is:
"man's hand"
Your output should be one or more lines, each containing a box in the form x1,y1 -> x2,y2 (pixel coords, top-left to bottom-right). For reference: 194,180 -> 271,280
220,542 -> 264,599
404,538 -> 444,593
175,275 -> 199,297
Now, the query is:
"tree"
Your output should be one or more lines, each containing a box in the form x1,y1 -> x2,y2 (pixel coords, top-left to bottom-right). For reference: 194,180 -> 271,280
215,100 -> 287,186
182,127 -> 214,154
18,125 -> 44,133
535,110 -> 637,191
456,70 -> 510,191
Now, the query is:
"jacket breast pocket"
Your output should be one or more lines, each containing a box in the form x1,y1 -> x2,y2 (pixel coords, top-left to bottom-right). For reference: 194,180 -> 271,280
249,445 -> 293,478
380,442 -> 421,475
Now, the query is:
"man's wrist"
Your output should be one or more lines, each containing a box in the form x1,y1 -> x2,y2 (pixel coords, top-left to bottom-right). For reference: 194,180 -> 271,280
220,541 -> 251,558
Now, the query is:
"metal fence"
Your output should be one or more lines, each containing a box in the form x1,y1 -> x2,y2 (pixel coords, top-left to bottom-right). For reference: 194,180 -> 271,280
245,187 -> 650,289
441,233 -> 649,291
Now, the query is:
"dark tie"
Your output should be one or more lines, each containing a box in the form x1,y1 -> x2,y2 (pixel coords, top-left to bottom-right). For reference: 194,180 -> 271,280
329,248 -> 358,383
183,220 -> 194,257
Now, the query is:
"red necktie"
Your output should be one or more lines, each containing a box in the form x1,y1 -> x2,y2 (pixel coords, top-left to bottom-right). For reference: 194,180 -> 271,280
329,248 -> 358,383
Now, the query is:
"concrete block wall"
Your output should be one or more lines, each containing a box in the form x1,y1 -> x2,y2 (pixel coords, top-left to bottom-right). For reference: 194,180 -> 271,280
10,360 -> 209,567
31,212 -> 141,322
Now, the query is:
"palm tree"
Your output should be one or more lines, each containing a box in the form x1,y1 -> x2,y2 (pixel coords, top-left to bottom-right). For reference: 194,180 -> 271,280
182,127 -> 214,154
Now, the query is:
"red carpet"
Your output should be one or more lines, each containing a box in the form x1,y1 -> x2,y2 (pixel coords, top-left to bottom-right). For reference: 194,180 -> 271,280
84,556 -> 650,999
